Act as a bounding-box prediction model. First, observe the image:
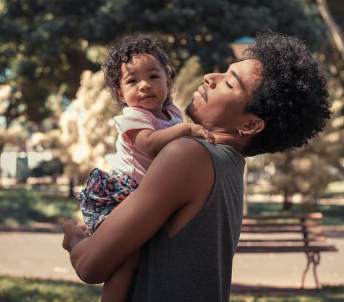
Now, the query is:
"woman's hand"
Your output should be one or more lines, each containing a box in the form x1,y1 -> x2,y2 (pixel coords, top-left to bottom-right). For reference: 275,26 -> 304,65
62,219 -> 88,253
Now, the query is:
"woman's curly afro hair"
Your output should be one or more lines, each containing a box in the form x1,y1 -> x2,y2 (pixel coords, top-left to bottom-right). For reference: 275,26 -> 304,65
102,34 -> 172,107
243,30 -> 332,156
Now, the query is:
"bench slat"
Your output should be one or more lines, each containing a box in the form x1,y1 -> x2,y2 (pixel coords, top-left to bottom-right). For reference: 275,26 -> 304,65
238,237 -> 327,243
243,212 -> 323,220
237,212 -> 337,289
242,222 -> 322,227
241,228 -> 324,234
236,245 -> 338,253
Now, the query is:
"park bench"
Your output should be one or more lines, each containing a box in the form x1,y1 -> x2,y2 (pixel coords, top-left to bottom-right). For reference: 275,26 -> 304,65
236,212 -> 338,289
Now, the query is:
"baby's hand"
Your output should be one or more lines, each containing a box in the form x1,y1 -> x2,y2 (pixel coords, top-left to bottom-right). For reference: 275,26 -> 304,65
188,123 -> 215,144
62,220 -> 88,253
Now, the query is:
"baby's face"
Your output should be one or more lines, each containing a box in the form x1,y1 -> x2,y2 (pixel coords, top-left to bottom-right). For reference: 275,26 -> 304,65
117,54 -> 171,117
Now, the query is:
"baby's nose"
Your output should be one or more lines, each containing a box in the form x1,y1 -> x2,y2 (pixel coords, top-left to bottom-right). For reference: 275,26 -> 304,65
139,80 -> 151,89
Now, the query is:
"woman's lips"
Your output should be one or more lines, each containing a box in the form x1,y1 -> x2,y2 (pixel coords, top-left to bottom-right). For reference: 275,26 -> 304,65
198,85 -> 207,101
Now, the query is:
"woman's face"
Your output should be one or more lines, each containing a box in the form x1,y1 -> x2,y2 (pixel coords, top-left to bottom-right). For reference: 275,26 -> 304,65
186,59 -> 262,135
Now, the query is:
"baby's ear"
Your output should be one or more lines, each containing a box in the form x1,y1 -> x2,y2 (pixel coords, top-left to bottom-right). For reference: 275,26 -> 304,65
167,66 -> 175,79
166,75 -> 173,91
115,88 -> 125,104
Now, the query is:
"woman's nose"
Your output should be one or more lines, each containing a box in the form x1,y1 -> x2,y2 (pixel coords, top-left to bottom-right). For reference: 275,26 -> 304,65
203,73 -> 218,89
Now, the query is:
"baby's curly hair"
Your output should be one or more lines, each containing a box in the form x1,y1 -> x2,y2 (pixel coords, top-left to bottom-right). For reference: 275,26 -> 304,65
102,33 -> 173,107
243,30 -> 332,156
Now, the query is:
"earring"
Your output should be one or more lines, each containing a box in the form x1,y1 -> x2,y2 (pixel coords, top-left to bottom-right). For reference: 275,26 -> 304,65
238,129 -> 243,136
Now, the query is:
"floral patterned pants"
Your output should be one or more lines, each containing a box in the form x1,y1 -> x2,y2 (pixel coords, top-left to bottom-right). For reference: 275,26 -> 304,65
76,168 -> 139,234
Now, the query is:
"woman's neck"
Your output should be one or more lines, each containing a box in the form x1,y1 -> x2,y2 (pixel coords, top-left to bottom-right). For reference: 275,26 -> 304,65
213,132 -> 249,153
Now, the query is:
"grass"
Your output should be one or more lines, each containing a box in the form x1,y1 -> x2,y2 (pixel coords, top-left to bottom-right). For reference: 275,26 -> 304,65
247,180 -> 344,198
324,181 -> 344,198
0,188 -> 343,301
0,277 -> 343,302
0,189 -> 101,301
230,286 -> 344,302
0,188 -> 79,225
0,277 -> 102,302
0,187 -> 343,226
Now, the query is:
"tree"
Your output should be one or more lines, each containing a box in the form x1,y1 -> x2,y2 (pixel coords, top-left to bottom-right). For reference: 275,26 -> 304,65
29,157 -> 64,181
266,139 -> 337,210
0,85 -> 23,154
262,0 -> 344,210
0,0 -> 327,121
0,0 -> 115,123
173,56 -> 204,115
316,0 -> 344,62
0,84 -> 28,187
0,0 -> 331,192
126,0 -> 326,72
263,74 -> 344,210
58,70 -> 119,197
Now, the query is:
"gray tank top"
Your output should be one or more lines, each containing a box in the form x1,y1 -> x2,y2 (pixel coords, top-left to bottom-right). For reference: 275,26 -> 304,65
127,139 -> 245,302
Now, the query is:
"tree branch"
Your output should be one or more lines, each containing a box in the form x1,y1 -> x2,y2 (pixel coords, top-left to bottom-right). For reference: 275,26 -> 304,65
317,0 -> 344,62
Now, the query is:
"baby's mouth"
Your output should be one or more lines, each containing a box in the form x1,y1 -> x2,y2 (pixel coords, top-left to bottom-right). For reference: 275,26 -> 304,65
140,95 -> 154,100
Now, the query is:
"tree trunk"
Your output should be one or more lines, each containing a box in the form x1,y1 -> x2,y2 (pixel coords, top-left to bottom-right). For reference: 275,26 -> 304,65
0,142 -> 5,189
317,0 -> 344,62
243,165 -> 248,215
282,191 -> 293,211
69,177 -> 74,198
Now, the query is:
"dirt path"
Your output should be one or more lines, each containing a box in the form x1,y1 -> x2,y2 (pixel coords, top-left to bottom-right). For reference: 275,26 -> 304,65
0,232 -> 80,282
0,228 -> 343,293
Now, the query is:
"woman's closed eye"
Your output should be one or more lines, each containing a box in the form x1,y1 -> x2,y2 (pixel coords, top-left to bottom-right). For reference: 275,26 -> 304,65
225,80 -> 233,89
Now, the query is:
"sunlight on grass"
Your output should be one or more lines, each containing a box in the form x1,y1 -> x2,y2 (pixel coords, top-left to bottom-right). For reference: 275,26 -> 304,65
324,181 -> 344,197
0,277 -> 343,302
0,277 -> 102,302
0,188 -> 79,225
230,286 -> 344,301
247,202 -> 344,226
1,187 -> 343,226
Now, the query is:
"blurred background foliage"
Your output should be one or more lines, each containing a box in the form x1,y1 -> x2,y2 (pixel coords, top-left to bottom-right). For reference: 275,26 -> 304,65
0,0 -> 344,211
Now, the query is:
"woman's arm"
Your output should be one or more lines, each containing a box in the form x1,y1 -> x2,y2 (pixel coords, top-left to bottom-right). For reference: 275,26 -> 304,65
63,137 -> 213,284
127,122 -> 214,157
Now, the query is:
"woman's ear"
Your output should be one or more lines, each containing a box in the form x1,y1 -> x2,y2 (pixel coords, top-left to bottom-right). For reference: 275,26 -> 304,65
238,115 -> 265,136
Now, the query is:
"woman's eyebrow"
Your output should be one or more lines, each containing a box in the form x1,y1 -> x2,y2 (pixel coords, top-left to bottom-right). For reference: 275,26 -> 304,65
231,70 -> 246,92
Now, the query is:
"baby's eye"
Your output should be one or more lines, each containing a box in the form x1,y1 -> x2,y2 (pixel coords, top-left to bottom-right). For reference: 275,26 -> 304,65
127,79 -> 137,84
150,74 -> 159,79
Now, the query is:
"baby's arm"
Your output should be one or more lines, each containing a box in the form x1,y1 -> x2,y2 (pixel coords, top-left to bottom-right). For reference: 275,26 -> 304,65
127,122 -> 214,158
101,250 -> 140,302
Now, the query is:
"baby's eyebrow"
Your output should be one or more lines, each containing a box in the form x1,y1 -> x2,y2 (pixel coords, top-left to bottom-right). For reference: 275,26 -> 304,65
122,67 -> 162,80
146,67 -> 163,73
122,71 -> 135,80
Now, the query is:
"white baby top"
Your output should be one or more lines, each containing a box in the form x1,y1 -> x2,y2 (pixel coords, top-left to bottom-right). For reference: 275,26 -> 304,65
112,103 -> 183,183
